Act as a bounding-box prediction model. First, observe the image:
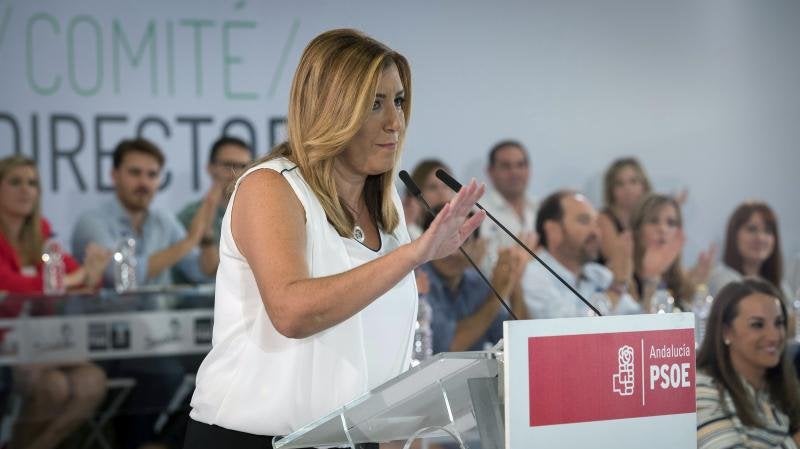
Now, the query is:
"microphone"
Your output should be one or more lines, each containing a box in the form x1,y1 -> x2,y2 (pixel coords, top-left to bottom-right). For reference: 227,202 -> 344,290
434,169 -> 603,317
399,170 -> 518,320
400,170 -> 422,198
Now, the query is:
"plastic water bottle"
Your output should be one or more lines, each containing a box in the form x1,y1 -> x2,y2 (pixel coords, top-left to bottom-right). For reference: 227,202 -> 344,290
41,240 -> 66,295
692,285 -> 713,347
411,295 -> 433,367
650,287 -> 674,314
113,236 -> 138,293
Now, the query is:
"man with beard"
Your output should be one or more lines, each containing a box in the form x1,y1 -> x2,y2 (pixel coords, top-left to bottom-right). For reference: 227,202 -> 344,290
71,138 -> 216,287
521,190 -> 640,318
70,138 -> 217,449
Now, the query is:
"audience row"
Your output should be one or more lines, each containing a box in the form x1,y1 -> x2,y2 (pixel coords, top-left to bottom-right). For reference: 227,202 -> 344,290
401,141 -> 799,449
0,136 -> 798,449
0,137 -> 253,449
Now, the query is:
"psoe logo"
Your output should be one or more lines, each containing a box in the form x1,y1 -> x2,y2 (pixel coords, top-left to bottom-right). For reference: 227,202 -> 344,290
612,345 -> 635,396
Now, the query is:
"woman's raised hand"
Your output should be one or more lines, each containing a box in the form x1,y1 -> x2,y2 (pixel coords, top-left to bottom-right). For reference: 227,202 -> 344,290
411,179 -> 485,264
641,229 -> 685,279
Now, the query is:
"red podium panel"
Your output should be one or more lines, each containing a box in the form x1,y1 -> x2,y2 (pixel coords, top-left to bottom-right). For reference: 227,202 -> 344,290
504,314 -> 696,449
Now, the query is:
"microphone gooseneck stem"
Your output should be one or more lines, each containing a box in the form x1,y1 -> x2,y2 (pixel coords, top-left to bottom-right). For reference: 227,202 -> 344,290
435,170 -> 602,317
399,170 -> 518,320
418,193 -> 519,321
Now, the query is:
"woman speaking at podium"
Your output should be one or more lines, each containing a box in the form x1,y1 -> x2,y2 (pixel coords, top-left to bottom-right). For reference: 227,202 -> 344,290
185,29 -> 485,448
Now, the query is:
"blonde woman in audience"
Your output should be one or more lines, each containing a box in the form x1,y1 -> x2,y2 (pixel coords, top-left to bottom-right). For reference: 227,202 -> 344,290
0,156 -> 110,293
629,193 -> 714,311
708,201 -> 792,299
0,155 -> 108,449
598,157 -> 652,264
696,278 -> 800,449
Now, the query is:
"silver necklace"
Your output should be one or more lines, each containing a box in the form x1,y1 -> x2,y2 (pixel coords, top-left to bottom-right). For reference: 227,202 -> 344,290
343,200 -> 366,243
353,224 -> 365,243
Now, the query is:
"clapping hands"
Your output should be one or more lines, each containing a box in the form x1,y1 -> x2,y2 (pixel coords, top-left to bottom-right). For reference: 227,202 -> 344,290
606,230 -> 634,282
641,229 -> 685,280
689,243 -> 717,287
491,246 -> 529,298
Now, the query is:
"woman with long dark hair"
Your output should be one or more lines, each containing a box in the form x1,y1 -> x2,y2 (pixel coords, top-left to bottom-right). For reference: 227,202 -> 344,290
708,201 -> 791,299
696,278 -> 800,448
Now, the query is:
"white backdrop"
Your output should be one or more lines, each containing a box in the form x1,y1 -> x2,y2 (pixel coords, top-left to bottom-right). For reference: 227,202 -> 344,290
1,0 -> 798,267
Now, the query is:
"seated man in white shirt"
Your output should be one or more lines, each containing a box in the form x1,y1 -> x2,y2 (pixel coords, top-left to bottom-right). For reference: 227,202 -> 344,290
522,190 -> 641,318
480,140 -> 538,273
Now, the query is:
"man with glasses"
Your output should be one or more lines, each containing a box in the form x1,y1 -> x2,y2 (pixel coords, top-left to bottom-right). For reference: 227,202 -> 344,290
176,136 -> 253,283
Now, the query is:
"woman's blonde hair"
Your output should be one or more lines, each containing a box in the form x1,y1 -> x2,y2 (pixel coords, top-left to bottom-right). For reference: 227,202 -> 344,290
602,157 -> 652,208
0,155 -> 43,266
260,28 -> 412,237
631,193 -> 693,306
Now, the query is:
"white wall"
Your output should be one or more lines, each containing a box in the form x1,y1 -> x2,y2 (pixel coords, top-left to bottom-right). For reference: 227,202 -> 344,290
1,0 -> 798,267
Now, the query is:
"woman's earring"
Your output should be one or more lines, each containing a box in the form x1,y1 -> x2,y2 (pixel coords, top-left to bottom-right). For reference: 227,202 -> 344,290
724,339 -> 731,345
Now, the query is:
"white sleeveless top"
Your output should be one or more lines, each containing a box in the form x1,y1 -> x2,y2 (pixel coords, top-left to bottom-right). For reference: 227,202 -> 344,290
189,158 -> 418,436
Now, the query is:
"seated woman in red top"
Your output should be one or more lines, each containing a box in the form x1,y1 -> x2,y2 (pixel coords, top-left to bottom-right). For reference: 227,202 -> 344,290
0,155 -> 109,449
0,157 -> 109,293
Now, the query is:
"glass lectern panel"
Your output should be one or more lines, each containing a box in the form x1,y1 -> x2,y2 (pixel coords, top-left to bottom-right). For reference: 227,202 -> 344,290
273,351 -> 499,449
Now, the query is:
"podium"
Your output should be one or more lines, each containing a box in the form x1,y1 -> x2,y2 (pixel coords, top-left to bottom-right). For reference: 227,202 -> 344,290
273,351 -> 502,449
274,313 -> 697,449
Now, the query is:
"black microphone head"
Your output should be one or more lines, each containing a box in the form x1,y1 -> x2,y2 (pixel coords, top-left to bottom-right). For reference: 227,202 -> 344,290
398,170 -> 422,197
435,169 -> 462,192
